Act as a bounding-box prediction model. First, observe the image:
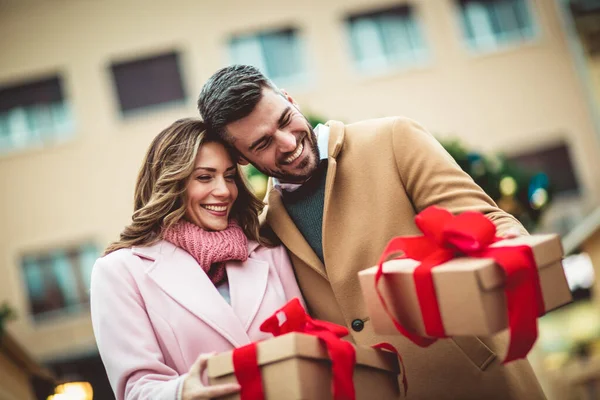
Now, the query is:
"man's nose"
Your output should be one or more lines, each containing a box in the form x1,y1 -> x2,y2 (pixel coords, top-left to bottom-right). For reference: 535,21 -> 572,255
275,130 -> 297,153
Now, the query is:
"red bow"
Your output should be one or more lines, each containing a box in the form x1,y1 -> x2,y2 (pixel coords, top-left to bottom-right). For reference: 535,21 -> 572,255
232,298 -> 356,400
375,206 -> 545,362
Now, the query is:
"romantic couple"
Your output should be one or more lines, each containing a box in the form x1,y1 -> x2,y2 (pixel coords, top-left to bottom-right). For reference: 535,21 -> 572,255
90,65 -> 546,400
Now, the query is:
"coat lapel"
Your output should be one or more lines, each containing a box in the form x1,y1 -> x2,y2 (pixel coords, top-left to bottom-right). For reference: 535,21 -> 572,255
322,121 -> 346,268
226,241 -> 270,331
136,241 -> 251,348
264,122 -> 346,280
266,189 -> 327,279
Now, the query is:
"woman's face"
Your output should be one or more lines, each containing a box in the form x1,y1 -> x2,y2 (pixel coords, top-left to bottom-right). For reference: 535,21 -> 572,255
184,141 -> 239,231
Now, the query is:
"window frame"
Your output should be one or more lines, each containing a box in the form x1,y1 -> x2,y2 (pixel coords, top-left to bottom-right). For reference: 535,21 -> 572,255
454,0 -> 539,53
19,242 -> 100,323
345,4 -> 430,75
0,75 -> 75,155
228,27 -> 309,88
109,50 -> 188,117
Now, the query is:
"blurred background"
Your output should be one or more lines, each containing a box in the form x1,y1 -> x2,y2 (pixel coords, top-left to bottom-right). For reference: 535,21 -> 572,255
0,0 -> 599,398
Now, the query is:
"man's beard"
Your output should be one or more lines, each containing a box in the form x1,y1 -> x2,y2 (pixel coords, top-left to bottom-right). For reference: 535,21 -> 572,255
254,122 -> 320,184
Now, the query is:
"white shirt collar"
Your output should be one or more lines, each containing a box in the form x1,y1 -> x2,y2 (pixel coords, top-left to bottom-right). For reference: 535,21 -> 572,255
273,124 -> 330,193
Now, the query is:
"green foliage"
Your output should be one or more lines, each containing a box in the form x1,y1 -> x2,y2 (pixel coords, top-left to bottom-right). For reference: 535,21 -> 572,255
439,138 -> 553,231
306,114 -> 327,128
0,302 -> 17,338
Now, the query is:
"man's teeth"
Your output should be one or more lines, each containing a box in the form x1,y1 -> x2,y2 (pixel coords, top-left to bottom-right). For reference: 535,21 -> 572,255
203,205 -> 227,212
284,142 -> 304,164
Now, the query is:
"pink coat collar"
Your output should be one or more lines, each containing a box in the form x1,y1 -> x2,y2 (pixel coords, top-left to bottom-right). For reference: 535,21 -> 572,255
131,240 -> 267,347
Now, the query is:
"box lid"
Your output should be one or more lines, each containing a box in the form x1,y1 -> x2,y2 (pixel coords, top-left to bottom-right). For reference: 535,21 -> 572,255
207,332 -> 400,379
361,233 -> 563,292
473,233 -> 562,291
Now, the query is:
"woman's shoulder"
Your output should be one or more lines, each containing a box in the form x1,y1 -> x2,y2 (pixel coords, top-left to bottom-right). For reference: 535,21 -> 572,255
102,240 -> 169,261
92,248 -> 139,280
97,246 -> 137,265
95,240 -> 169,272
92,241 -> 171,287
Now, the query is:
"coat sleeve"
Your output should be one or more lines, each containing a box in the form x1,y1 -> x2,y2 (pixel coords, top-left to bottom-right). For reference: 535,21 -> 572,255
390,117 -> 528,236
90,255 -> 186,400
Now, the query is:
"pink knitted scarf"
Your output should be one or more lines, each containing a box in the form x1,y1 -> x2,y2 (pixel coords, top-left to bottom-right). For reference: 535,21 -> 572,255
162,220 -> 248,285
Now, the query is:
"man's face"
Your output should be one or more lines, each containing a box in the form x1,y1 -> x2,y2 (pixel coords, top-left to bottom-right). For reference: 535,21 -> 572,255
225,88 -> 320,184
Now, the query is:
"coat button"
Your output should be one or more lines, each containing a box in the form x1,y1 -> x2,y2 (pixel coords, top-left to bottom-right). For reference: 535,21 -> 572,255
351,319 -> 364,332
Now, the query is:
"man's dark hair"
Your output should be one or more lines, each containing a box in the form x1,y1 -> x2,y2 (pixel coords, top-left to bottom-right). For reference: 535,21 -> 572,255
198,65 -> 278,142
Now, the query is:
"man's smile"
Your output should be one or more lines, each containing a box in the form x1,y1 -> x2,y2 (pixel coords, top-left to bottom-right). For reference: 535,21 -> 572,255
281,140 -> 304,165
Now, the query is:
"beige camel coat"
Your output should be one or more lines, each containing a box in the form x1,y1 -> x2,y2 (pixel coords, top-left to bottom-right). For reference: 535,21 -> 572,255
264,117 -> 546,399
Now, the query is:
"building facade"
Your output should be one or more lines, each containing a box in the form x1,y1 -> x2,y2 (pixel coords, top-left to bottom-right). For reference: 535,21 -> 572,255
1,0 -> 598,398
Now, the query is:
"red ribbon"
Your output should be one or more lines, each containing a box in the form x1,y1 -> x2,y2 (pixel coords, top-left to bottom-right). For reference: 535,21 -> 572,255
232,342 -> 264,399
232,298 -> 356,400
375,206 -> 545,363
372,342 -> 408,396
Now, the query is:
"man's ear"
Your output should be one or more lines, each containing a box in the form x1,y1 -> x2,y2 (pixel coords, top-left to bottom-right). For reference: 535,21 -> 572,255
280,89 -> 299,110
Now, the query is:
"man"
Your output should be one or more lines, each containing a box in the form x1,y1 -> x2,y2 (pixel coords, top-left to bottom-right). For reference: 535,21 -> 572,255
198,65 -> 546,399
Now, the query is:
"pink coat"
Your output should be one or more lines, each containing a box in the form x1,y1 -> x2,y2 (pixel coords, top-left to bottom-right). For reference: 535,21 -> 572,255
90,240 -> 305,400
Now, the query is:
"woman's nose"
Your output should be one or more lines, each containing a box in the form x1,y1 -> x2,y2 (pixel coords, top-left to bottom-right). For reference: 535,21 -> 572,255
212,178 -> 231,197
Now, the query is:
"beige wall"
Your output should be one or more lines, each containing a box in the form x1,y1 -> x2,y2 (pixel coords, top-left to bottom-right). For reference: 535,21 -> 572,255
583,229 -> 600,309
0,352 -> 36,400
587,55 -> 600,119
0,0 -> 598,363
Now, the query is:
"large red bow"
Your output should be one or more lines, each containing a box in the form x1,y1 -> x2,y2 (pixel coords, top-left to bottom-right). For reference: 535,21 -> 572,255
375,206 -> 545,362
232,298 -> 356,400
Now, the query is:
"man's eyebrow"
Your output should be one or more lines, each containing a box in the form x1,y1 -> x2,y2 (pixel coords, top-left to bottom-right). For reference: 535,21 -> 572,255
249,135 -> 268,152
248,106 -> 292,151
278,106 -> 292,127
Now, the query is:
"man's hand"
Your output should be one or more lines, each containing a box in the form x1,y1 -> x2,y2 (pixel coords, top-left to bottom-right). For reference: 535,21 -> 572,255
499,226 -> 526,239
181,352 -> 240,400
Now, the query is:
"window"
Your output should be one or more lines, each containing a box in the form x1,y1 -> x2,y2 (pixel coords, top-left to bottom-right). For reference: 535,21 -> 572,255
457,0 -> 536,51
0,76 -> 74,154
507,142 -> 580,195
110,51 -> 186,114
42,354 -> 114,400
229,28 -> 306,86
21,243 -> 99,320
570,1 -> 600,57
346,5 -> 428,73
562,252 -> 594,302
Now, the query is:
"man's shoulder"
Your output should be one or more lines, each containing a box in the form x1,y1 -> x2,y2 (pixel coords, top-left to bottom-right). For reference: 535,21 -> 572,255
326,117 -> 422,146
330,116 -> 420,134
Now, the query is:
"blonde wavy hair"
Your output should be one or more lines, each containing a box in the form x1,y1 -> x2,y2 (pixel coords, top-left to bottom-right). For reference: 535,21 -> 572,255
104,118 -> 265,255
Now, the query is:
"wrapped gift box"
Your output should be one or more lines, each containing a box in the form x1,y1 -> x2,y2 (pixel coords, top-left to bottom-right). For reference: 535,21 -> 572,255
208,332 -> 401,399
359,234 -> 572,337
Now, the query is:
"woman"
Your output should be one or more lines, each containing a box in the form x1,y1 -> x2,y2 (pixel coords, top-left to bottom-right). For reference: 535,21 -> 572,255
90,118 -> 304,400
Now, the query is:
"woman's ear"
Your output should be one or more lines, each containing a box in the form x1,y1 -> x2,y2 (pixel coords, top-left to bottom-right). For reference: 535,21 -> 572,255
237,156 -> 250,166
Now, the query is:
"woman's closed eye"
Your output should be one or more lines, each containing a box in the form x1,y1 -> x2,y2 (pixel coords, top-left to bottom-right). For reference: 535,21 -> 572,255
196,175 -> 212,182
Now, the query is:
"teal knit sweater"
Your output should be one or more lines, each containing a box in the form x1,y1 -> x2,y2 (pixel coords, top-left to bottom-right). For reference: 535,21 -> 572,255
281,163 -> 328,263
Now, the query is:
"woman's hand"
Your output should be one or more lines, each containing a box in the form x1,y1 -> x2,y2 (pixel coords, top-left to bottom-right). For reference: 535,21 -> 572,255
181,352 -> 240,400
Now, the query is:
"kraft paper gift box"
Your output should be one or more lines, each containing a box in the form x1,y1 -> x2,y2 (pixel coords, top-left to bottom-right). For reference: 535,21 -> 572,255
208,332 -> 401,400
358,234 -> 572,337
